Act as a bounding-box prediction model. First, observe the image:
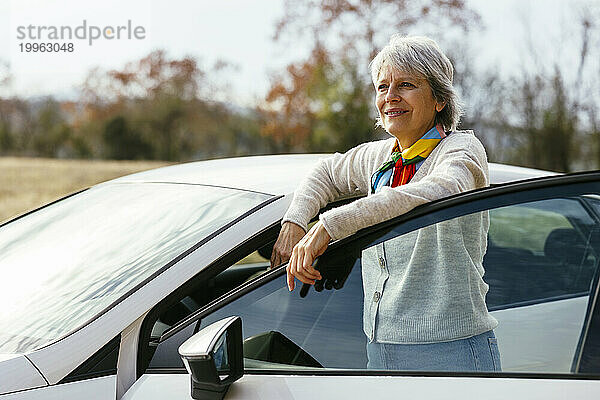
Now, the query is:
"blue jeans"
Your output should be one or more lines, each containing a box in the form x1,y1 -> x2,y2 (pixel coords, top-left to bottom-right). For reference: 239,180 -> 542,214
367,330 -> 502,371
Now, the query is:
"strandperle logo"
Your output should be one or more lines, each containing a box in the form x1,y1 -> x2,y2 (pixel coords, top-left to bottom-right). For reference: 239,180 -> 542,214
16,20 -> 146,46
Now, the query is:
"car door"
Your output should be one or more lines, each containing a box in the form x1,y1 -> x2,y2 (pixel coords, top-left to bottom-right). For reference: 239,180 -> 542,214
125,172 -> 600,399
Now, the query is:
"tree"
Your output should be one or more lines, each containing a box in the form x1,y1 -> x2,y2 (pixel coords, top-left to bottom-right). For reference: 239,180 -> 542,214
0,98 -> 15,154
261,0 -> 480,153
32,99 -> 72,157
102,116 -> 152,160
0,61 -> 15,154
79,51 -> 238,160
274,0 -> 479,61
483,3 -> 599,172
538,71 -> 577,172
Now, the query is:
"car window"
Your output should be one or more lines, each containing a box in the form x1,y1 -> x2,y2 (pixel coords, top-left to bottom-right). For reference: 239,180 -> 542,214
489,201 -> 573,253
148,259 -> 365,370
148,246 -> 273,339
139,227 -> 278,373
485,198 -> 598,308
147,192 -> 600,375
584,195 -> 600,216
139,198 -> 362,373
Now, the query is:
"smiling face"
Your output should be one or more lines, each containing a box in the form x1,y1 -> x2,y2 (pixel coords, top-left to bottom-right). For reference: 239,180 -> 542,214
375,64 -> 445,149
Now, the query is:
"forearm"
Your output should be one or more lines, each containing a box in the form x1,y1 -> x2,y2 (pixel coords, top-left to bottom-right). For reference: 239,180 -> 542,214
320,144 -> 488,241
282,141 -> 385,230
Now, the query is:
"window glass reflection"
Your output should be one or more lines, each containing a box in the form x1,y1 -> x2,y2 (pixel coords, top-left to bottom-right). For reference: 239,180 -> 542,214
0,183 -> 270,353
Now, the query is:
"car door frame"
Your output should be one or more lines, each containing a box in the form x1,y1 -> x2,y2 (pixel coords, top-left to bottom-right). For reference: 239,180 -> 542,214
134,195 -> 366,377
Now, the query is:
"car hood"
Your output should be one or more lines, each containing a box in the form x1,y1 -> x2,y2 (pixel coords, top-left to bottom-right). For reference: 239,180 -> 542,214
0,353 -> 47,395
105,154 -> 329,195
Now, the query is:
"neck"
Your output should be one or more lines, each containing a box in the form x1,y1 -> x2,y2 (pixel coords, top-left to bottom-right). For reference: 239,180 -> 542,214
395,123 -> 436,150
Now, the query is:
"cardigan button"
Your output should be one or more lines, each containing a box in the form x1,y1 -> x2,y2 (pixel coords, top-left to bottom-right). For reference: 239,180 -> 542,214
373,291 -> 381,302
378,257 -> 385,268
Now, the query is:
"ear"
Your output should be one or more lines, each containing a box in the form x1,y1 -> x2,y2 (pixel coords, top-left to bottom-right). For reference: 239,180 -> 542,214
435,102 -> 446,113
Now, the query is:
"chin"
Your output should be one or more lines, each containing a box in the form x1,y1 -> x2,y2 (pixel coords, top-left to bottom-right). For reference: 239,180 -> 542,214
387,128 -> 410,140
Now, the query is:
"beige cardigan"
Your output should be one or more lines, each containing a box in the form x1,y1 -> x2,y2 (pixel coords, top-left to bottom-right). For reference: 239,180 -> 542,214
283,131 -> 498,343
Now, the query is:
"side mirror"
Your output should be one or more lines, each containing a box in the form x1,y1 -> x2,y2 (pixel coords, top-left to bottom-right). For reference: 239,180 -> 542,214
179,316 -> 243,400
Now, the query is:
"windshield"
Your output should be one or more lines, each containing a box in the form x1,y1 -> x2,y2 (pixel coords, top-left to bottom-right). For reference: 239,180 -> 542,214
0,183 -> 271,354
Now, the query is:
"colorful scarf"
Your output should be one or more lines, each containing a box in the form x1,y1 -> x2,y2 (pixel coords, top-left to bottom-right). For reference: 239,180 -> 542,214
371,124 -> 447,194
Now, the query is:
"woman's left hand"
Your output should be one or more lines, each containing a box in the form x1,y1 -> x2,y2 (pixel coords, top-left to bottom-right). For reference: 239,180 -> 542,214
287,221 -> 331,291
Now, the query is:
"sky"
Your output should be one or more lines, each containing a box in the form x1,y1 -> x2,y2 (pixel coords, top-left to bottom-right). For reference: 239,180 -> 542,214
0,0 -> 594,106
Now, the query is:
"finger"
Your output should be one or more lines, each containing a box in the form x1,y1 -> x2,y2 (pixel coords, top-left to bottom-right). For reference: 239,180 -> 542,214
295,243 -> 320,279
302,247 -> 321,280
270,243 -> 280,268
291,247 -> 304,278
289,247 -> 308,288
291,254 -> 316,285
286,248 -> 296,291
286,264 -> 295,291
302,257 -> 322,280
275,251 -> 284,268
303,260 -> 322,281
294,245 -> 305,274
294,273 -> 316,285
299,227 -> 327,278
293,248 -> 318,284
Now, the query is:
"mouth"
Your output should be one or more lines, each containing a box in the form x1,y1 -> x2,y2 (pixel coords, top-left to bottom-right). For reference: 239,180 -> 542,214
384,109 -> 408,117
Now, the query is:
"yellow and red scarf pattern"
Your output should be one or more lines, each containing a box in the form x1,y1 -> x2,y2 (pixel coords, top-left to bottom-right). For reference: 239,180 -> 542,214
371,124 -> 446,193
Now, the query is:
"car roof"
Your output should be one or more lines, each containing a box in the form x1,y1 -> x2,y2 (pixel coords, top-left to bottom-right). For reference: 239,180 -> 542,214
488,162 -> 559,184
106,154 -> 559,196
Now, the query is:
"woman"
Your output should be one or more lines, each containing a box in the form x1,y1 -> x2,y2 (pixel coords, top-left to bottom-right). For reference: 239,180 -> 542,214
270,35 -> 500,372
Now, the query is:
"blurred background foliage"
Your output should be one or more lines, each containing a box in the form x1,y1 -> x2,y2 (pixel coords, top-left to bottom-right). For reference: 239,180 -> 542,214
0,0 -> 599,173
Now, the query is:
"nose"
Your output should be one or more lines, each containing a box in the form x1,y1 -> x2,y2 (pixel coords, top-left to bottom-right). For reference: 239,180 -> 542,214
384,85 -> 400,103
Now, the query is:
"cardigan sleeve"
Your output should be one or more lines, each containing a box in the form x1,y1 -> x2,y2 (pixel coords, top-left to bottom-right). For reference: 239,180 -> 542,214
319,135 -> 489,241
281,140 -> 390,232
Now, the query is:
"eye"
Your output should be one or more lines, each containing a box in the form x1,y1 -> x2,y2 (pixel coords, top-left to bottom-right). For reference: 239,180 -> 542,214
400,82 -> 416,88
377,83 -> 388,91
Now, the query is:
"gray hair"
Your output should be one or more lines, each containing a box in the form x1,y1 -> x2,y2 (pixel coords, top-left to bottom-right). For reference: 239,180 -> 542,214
369,35 -> 463,132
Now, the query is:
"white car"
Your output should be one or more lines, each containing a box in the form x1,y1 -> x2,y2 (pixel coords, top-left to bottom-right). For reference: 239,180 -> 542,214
1,155 -> 599,400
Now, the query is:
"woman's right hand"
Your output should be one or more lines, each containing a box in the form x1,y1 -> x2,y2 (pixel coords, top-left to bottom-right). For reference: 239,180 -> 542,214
270,221 -> 306,269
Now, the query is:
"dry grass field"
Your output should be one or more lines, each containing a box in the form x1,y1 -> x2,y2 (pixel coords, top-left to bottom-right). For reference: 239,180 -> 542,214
0,157 -> 172,224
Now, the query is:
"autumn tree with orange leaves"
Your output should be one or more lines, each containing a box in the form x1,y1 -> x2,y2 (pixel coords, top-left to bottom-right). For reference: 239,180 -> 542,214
260,0 -> 479,152
77,50 -> 266,160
